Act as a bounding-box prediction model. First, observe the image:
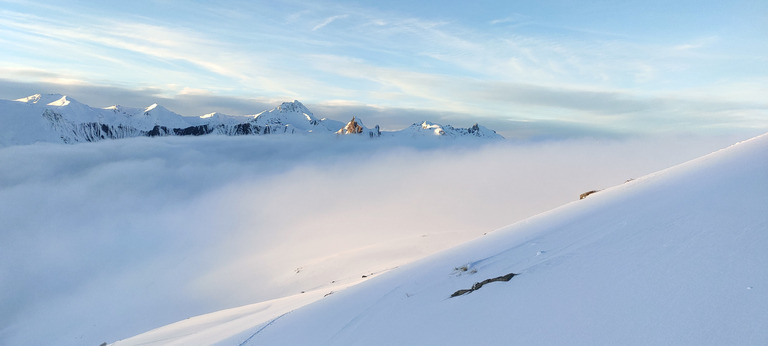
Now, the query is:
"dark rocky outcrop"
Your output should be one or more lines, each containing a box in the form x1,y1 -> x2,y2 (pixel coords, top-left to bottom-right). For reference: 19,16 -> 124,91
173,125 -> 211,136
233,123 -> 255,135
450,272 -> 517,297
147,125 -> 171,137
580,190 -> 600,200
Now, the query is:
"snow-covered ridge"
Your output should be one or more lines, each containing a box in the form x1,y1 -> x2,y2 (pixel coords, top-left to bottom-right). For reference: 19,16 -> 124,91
0,94 -> 503,146
391,120 -> 502,138
15,93 -> 70,105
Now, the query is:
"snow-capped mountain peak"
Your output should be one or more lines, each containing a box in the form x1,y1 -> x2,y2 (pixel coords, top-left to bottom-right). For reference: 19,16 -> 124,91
141,103 -> 179,117
343,116 -> 365,133
105,104 -> 141,114
390,120 -> 503,139
47,95 -> 73,106
251,100 -> 325,133
464,123 -> 502,138
420,121 -> 446,135
14,94 -> 43,103
277,100 -> 315,119
144,103 -> 160,113
15,93 -> 73,106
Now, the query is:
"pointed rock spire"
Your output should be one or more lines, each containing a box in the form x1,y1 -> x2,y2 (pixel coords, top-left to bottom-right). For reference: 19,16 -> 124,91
339,116 -> 364,134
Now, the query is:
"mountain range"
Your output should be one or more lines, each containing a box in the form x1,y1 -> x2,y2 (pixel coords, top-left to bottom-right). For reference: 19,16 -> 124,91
0,94 -> 502,146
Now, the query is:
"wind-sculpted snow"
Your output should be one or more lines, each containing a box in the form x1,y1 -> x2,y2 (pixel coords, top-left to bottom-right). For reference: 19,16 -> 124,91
0,131 -> 754,345
0,94 -> 501,146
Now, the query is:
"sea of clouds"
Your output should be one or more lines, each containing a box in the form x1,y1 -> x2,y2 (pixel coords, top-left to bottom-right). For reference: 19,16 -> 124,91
0,133 -> 753,344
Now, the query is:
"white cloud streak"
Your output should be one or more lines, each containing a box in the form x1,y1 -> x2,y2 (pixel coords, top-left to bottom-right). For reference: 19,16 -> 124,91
0,12 -> 232,76
312,14 -> 349,31
0,9 -> 305,98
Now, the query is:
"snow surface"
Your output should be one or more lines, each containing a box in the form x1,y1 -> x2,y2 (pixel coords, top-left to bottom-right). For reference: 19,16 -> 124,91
113,133 -> 768,345
112,280 -> 365,346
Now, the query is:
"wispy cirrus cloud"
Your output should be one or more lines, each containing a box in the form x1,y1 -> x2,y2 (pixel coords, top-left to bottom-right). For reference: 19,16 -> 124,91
673,36 -> 719,51
312,14 -> 349,31
0,8 -> 319,99
489,13 -> 528,25
0,1 -> 765,136
0,12 -> 229,76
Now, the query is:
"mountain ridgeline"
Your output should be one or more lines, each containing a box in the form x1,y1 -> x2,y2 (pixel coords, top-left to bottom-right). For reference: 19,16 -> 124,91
0,94 -> 503,146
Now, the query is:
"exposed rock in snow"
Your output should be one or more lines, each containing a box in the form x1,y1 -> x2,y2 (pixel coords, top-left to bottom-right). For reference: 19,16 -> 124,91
336,117 -> 381,138
340,116 -> 364,134
450,272 -> 517,297
579,190 -> 600,199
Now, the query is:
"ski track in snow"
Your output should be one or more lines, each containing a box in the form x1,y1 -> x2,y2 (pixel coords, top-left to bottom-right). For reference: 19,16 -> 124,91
237,312 -> 289,346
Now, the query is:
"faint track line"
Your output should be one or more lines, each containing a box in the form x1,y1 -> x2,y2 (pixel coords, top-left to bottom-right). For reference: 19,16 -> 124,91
238,312 -> 289,346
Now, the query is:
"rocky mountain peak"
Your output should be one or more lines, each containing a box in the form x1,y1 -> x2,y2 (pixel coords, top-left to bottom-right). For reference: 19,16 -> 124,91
277,100 -> 312,115
340,117 -> 364,134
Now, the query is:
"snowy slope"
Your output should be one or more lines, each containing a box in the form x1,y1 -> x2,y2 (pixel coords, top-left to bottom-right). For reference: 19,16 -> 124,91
251,100 -> 322,133
0,96 -> 65,144
0,95 -> 503,146
1,94 -> 197,144
117,133 -> 768,345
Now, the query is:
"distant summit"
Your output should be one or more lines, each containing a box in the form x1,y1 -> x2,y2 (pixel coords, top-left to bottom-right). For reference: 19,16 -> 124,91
394,121 -> 503,139
340,117 -> 364,134
337,117 -> 381,138
252,100 -> 324,134
276,100 -> 315,118
0,95 -> 504,146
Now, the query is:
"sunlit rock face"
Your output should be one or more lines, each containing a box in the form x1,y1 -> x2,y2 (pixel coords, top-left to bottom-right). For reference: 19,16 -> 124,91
337,117 -> 381,138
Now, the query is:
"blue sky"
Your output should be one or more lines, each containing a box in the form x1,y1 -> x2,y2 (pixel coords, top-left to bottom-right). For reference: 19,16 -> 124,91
0,0 -> 766,137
